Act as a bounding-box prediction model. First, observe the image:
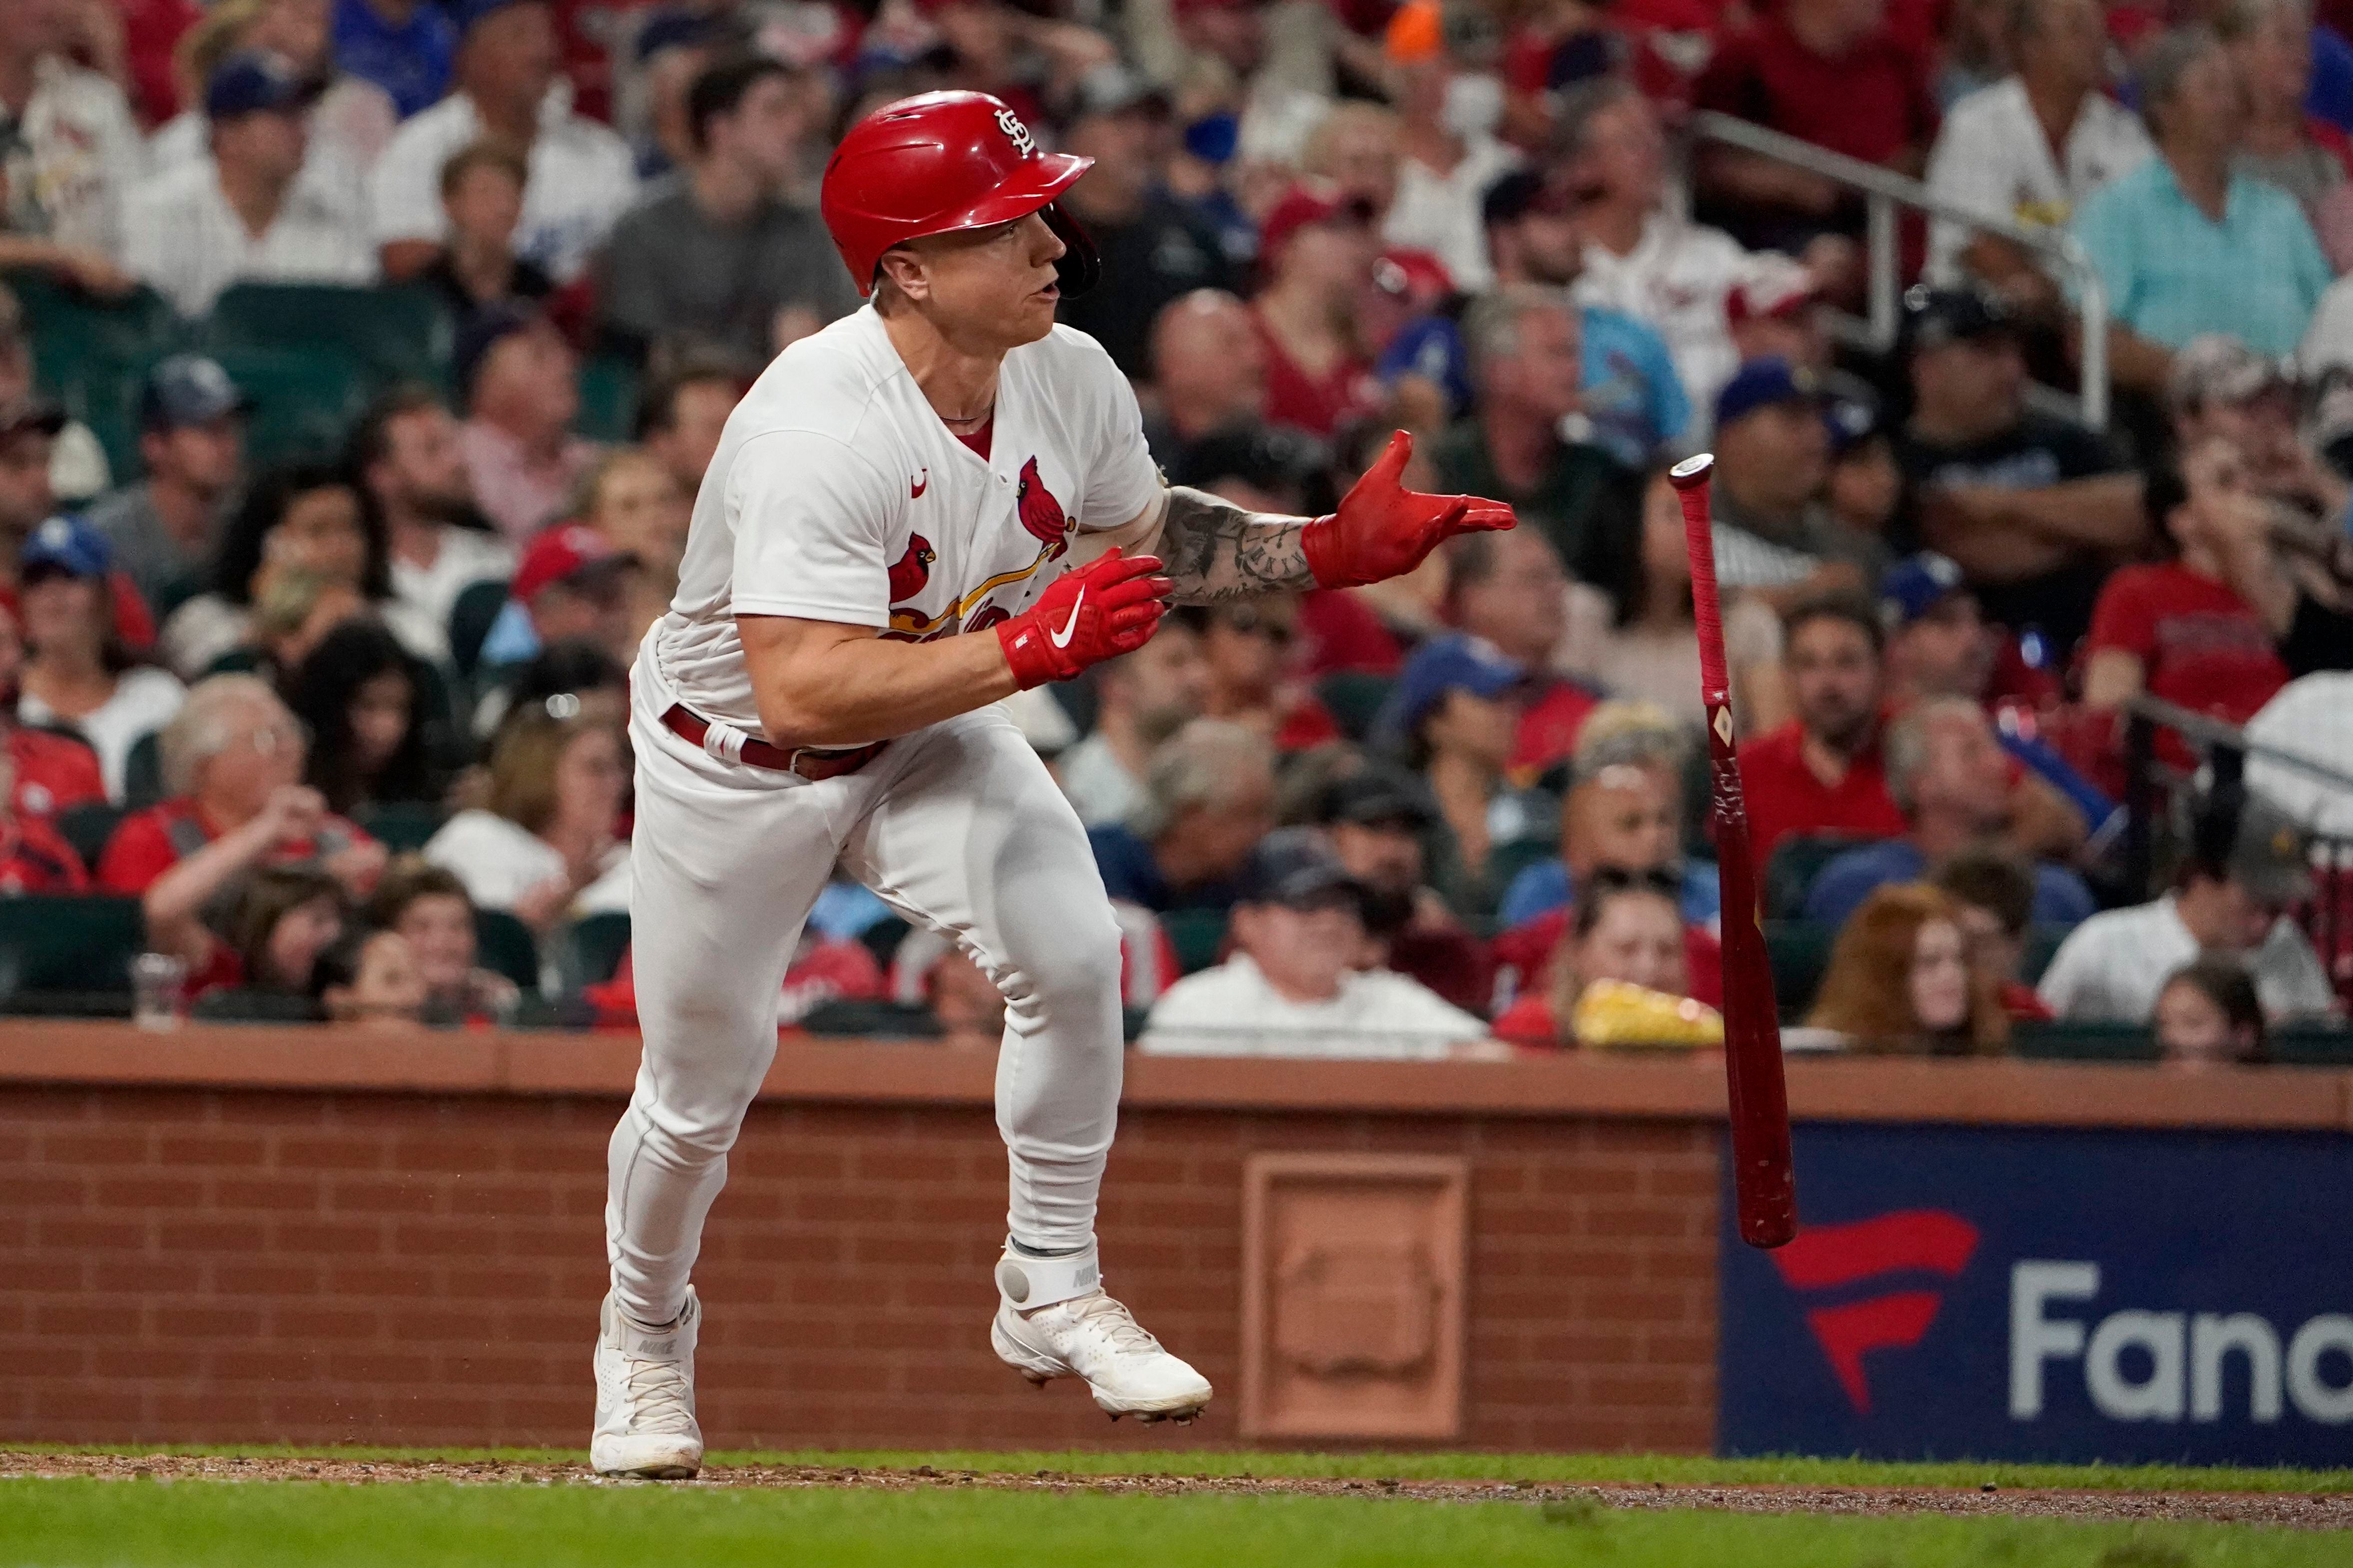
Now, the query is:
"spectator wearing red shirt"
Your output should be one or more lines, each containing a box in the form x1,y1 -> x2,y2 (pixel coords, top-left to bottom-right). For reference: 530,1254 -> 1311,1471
1249,185 -> 1381,438
1736,589 -> 1908,872
1492,869 -> 1701,1048
98,674 -> 385,983
2083,438 -> 2294,768
1444,528 -> 1599,780
1693,0 -> 1939,248
0,598 -> 104,822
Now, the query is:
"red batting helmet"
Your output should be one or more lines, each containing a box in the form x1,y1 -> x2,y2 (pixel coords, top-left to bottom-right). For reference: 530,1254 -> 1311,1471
821,90 -> 1101,299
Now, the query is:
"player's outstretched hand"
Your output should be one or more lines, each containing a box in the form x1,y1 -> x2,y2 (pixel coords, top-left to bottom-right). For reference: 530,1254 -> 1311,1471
1302,430 -> 1515,590
997,547 -> 1173,689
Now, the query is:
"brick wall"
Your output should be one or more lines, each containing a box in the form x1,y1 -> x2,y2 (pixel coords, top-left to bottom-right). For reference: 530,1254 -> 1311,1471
0,1069 -> 1716,1452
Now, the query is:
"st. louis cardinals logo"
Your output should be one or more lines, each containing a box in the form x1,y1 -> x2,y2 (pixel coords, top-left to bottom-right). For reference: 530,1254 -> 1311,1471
887,533 -> 936,603
1016,457 -> 1071,561
1770,1210 -> 1979,1414
885,458 -> 1073,640
995,107 -> 1036,156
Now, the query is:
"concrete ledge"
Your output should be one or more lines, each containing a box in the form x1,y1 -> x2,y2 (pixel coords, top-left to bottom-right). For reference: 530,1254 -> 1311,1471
0,1021 -> 2346,1131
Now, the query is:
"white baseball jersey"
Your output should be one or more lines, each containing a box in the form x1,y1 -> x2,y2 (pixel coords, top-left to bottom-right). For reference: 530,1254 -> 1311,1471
651,305 -> 1166,732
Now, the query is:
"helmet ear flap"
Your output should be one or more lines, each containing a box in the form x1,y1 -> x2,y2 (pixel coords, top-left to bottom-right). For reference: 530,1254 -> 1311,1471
1043,203 -> 1100,298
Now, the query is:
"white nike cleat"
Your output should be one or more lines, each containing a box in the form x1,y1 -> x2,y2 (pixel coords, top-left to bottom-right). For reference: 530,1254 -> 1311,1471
591,1287 -> 704,1479
990,1241 -> 1212,1423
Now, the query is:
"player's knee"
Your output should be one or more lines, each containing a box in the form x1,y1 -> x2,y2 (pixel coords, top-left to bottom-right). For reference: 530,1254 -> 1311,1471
1019,920 -> 1123,1014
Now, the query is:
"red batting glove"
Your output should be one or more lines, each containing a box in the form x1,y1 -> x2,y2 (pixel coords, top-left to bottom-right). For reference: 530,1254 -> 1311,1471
1301,430 -> 1516,590
996,548 -> 1173,690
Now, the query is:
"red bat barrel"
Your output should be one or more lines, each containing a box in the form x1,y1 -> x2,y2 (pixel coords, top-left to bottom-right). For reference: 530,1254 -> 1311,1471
1668,453 -> 1797,1250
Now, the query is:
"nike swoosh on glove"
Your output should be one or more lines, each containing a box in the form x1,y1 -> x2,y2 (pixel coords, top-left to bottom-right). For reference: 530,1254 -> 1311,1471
997,548 -> 1174,689
1301,429 -> 1516,590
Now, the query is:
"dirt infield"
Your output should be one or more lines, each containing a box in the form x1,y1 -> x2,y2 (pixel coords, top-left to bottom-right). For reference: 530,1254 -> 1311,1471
4,1451 -> 2346,1532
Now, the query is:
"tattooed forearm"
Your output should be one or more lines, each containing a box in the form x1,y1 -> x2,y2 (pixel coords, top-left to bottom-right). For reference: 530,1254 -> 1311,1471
1155,486 -> 1314,604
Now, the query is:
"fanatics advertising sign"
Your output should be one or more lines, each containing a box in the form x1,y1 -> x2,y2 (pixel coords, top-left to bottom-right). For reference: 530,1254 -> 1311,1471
1718,1124 -> 2353,1466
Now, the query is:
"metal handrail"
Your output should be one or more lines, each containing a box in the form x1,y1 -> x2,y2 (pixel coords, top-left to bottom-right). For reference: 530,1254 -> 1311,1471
2125,694 -> 2353,797
1686,110 -> 2112,430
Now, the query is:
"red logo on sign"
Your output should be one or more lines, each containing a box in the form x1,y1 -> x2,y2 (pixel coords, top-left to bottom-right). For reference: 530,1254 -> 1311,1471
1771,1210 -> 1979,1413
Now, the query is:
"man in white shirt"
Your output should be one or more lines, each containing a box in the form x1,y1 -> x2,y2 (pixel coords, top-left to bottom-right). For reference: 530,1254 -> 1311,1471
123,52 -> 377,318
2038,791 -> 2337,1022
1560,78 -> 1823,432
0,0 -> 142,271
348,384 -> 515,666
1922,0 -> 2152,292
369,0 -> 636,286
1141,851 -> 1490,1059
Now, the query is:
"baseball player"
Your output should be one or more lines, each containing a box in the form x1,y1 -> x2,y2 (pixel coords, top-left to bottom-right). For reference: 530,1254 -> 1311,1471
592,90 -> 1516,1478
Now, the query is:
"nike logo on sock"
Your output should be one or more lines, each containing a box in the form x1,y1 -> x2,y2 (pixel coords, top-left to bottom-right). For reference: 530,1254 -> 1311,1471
1049,588 -> 1085,648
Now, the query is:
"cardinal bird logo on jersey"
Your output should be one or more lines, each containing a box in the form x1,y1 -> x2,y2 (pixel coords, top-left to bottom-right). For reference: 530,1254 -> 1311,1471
1016,457 -> 1071,561
888,533 -> 936,602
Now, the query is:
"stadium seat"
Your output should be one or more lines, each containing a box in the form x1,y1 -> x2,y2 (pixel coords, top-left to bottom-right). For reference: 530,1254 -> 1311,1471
2020,926 -> 2067,986
352,801 -> 445,853
575,353 -> 640,442
1161,908 -> 1229,975
9,272 -> 185,478
1763,920 -> 1836,1019
1764,834 -> 1869,921
0,894 -> 144,999
448,579 -> 510,679
798,998 -> 938,1037
473,908 -> 541,993
190,988 -> 320,1024
555,910 -> 631,992
56,801 -> 123,872
2268,1025 -> 2353,1066
203,283 -> 454,387
197,345 -> 378,466
1317,671 -> 1394,742
2010,1020 -> 2160,1062
121,732 -> 165,811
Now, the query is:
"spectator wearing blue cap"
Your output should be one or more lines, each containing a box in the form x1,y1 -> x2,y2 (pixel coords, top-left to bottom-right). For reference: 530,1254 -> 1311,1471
598,52 -> 860,369
1374,631 -> 1553,923
82,356 -> 250,619
1893,286 -> 2141,661
333,0 -> 457,121
1707,358 -> 1887,603
15,515 -> 188,804
1427,286 -> 1645,613
122,51 -> 376,318
147,0 -> 398,199
370,0 -> 637,287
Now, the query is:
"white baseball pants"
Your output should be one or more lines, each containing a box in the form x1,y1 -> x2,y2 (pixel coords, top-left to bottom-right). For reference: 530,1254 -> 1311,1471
606,672 -> 1127,1327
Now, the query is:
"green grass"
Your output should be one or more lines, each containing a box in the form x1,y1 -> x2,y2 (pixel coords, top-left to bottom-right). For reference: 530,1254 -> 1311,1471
13,1442 -> 2353,1494
0,1476 -> 2339,1568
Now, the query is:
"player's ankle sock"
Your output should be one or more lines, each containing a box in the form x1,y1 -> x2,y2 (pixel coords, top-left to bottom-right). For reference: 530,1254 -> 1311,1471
1009,1239 -> 1087,1258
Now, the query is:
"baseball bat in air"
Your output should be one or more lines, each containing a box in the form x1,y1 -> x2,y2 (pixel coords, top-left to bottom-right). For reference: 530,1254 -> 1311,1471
1668,452 -> 1797,1251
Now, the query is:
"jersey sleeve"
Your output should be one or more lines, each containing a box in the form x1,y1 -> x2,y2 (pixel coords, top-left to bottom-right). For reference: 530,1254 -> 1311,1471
1076,346 -> 1166,533
726,428 -> 900,626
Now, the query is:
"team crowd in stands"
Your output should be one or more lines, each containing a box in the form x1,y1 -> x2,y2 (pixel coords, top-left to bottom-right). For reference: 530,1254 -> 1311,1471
0,0 -> 2345,1062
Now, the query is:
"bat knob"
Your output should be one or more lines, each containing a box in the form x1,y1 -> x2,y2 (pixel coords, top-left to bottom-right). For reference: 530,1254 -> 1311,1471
1668,453 -> 1715,491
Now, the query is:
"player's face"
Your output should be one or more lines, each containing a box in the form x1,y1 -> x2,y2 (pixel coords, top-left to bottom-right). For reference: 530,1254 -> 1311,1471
895,213 -> 1067,348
